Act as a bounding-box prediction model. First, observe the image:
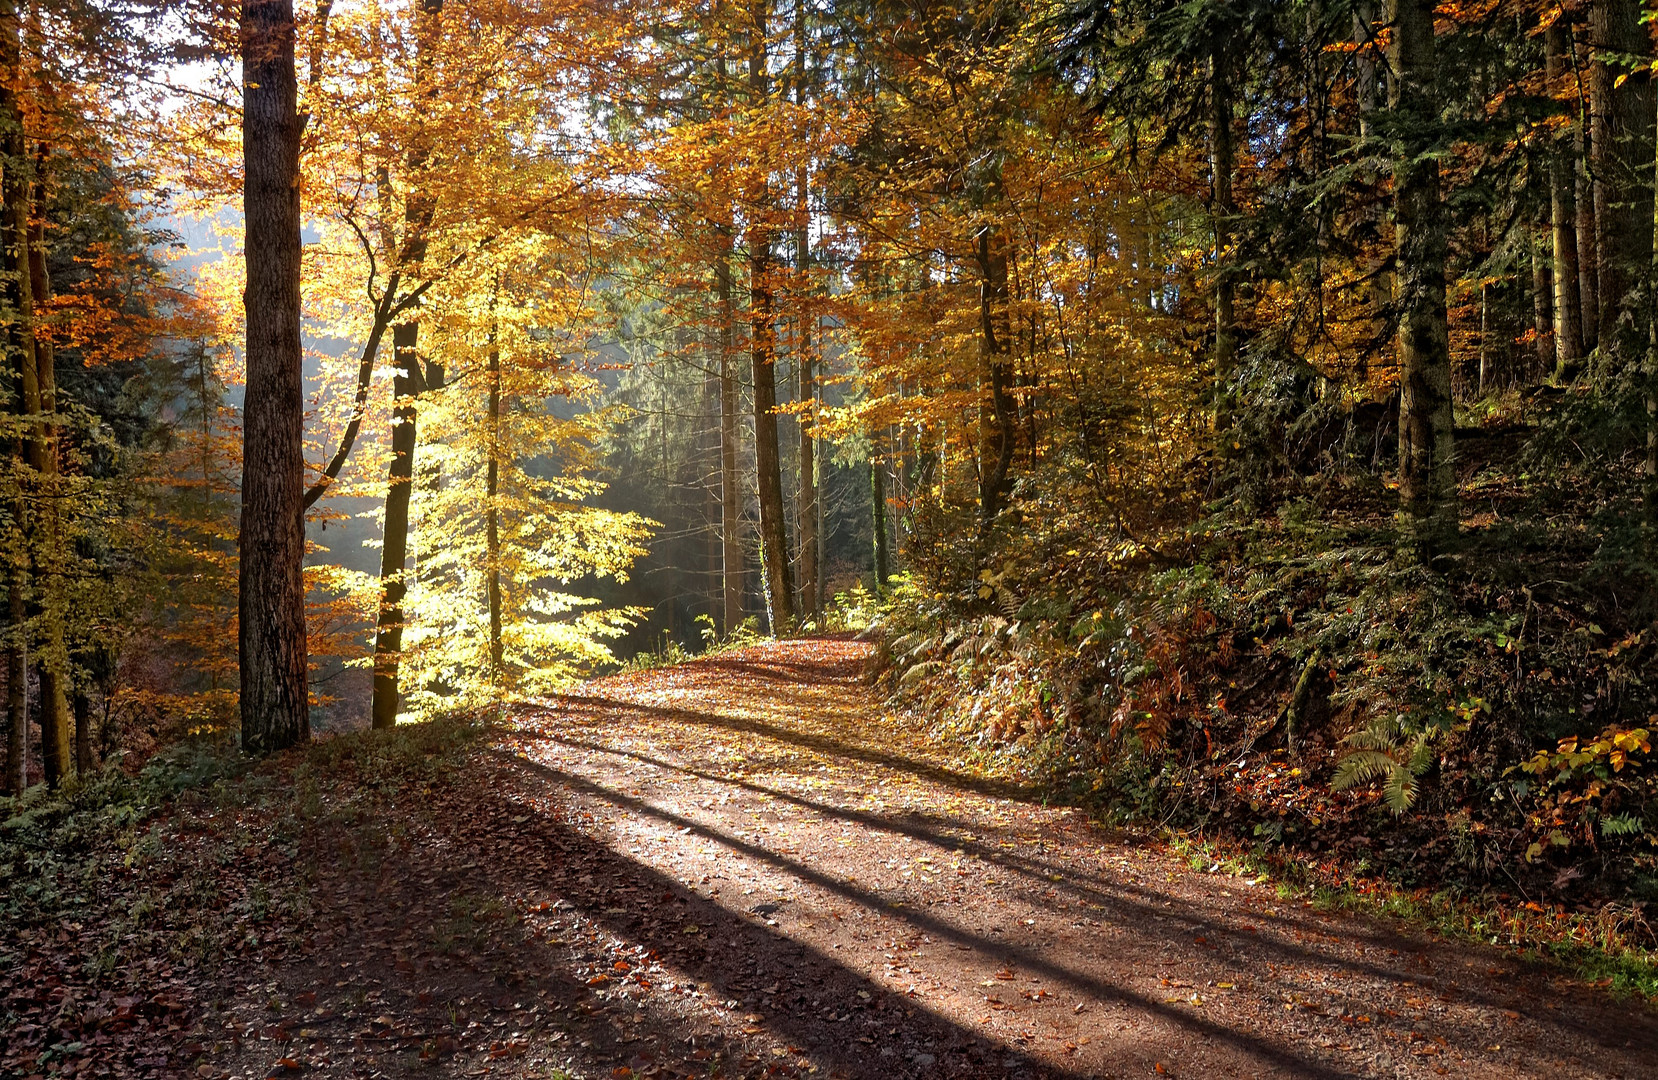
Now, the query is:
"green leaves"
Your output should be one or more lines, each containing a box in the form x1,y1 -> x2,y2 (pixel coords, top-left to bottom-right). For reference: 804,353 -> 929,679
1330,714 -> 1446,815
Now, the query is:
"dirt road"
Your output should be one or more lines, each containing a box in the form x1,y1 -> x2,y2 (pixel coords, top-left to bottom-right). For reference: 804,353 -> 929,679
217,637 -> 1658,1079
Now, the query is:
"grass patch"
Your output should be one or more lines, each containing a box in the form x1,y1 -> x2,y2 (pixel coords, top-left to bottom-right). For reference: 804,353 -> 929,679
1163,830 -> 1658,1000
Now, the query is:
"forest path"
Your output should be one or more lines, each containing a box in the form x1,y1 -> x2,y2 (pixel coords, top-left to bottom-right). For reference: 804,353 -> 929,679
233,638 -> 1656,1080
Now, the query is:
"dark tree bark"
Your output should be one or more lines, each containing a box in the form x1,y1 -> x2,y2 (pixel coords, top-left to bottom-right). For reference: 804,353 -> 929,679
371,324 -> 418,729
72,687 -> 92,775
1590,0 -> 1654,359
871,451 -> 889,593
750,241 -> 795,633
369,0 -> 442,729
976,224 -> 1015,534
748,1 -> 794,633
794,0 -> 818,623
1,0 -> 24,798
1387,0 -> 1455,528
1547,16 -> 1585,381
26,176 -> 70,784
1531,216 -> 1553,377
239,0 -> 309,754
3,587 -> 22,794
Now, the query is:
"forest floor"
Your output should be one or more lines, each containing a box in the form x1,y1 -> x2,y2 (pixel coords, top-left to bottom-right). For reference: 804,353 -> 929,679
9,638 -> 1658,1080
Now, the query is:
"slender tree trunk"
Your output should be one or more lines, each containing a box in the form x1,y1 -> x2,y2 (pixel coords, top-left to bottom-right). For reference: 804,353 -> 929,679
25,171 -> 69,783
3,586 -> 22,793
750,245 -> 794,632
1388,0 -> 1455,530
1590,0 -> 1655,360
1548,16 -> 1586,380
1210,45 -> 1237,428
1,4 -> 26,792
976,224 -> 1015,533
486,325 -> 503,678
871,451 -> 889,594
748,1 -> 794,633
1,43 -> 70,784
1579,130 -> 1600,355
1354,1 -> 1390,383
1531,215 -> 1553,378
369,0 -> 442,729
794,0 -> 818,624
716,223 -> 743,636
371,325 -> 418,729
71,687 -> 91,775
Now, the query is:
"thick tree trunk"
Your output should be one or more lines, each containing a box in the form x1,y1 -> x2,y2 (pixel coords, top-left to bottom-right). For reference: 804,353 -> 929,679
1210,46 -> 1238,428
1547,17 -> 1586,380
1590,0 -> 1655,360
239,0 -> 309,754
371,324 -> 418,729
1388,0 -> 1455,528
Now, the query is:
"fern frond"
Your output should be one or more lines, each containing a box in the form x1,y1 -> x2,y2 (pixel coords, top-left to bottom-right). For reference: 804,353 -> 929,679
1384,768 -> 1418,814
1331,750 -> 1397,791
1601,813 -> 1645,837
1341,723 -> 1400,752
899,660 -> 942,687
1405,736 -> 1436,777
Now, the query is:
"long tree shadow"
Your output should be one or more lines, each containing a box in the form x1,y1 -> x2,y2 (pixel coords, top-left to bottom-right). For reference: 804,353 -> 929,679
536,731 -> 1548,1010
499,748 -> 1377,1079
507,738 -> 1658,1074
539,694 -> 1043,802
273,765 -> 1070,1079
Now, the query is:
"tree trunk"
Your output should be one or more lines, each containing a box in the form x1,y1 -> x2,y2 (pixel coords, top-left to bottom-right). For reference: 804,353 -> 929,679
976,224 -> 1015,533
1590,0 -> 1655,360
716,221 -> 743,636
1388,0 -> 1455,529
794,0 -> 818,624
871,451 -> 889,594
1210,45 -> 1238,429
25,187 -> 70,784
1547,16 -> 1586,380
239,0 -> 309,754
750,244 -> 795,633
371,324 -> 418,729
1354,0 -> 1390,383
1531,216 -> 1553,377
748,2 -> 794,634
1,2 -> 26,793
486,326 -> 503,678
369,0 -> 442,728
3,587 -> 22,794
72,687 -> 92,776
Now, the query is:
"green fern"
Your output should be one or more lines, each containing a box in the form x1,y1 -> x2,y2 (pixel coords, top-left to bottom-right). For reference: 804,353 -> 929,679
1600,813 -> 1645,838
1331,715 -> 1445,814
